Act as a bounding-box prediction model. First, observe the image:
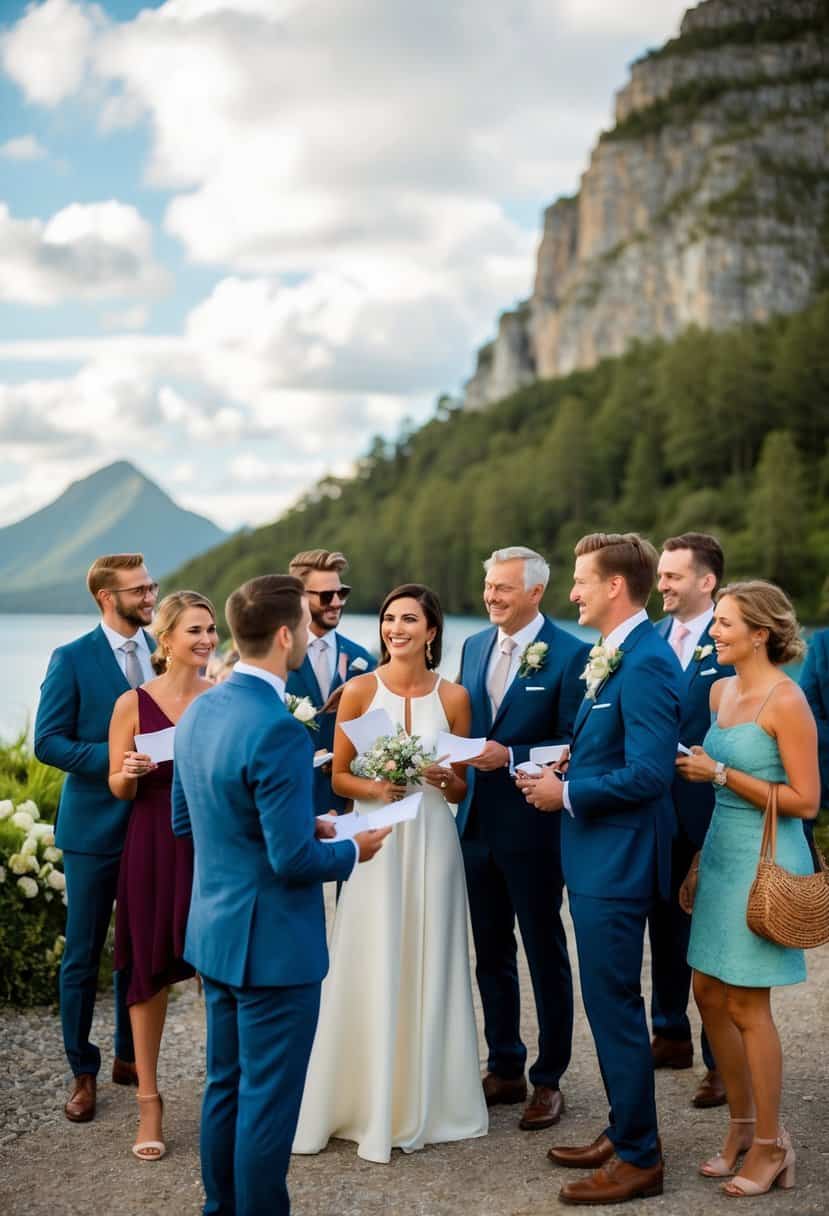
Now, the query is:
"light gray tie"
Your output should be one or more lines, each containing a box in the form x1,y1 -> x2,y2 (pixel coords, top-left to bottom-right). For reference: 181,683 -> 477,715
488,636 -> 517,714
122,639 -> 143,689
311,637 -> 331,698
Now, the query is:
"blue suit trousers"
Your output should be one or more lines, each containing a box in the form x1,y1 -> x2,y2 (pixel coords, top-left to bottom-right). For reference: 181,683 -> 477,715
61,850 -> 134,1076
201,976 -> 321,1216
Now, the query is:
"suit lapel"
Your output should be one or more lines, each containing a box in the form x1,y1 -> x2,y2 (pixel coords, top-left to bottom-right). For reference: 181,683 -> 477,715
683,618 -> 715,693
90,625 -> 130,697
475,628 -> 498,730
491,619 -> 550,732
571,620 -> 651,747
296,654 -> 324,705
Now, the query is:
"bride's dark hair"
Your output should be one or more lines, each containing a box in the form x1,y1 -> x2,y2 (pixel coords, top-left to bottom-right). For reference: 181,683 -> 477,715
378,584 -> 443,669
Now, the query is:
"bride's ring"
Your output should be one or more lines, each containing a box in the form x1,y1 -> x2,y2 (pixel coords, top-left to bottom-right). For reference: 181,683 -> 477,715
440,779 -> 447,789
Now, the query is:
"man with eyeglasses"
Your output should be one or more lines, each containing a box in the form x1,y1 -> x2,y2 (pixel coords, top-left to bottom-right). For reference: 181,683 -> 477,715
35,554 -> 158,1124
286,549 -> 375,815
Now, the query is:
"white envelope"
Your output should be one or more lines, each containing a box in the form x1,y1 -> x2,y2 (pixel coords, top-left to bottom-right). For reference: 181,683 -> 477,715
313,751 -> 334,768
134,725 -> 176,764
435,731 -> 487,764
321,791 -> 423,841
530,745 -> 568,766
338,707 -> 396,753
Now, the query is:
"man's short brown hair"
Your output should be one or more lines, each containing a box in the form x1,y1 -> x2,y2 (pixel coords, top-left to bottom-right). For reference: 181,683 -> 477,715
574,533 -> 658,606
87,554 -> 145,605
662,532 -> 724,590
288,549 -> 348,583
225,575 -> 305,659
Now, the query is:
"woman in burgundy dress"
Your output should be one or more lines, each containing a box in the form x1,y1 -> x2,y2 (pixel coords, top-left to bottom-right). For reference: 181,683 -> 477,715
109,590 -> 217,1160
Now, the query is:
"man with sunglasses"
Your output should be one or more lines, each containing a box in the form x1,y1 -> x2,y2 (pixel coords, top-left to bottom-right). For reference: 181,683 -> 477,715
287,549 -> 375,815
35,554 -> 158,1123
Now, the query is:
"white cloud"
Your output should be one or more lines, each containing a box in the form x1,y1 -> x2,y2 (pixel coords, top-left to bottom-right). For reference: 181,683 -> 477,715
558,0 -> 687,39
0,200 -> 170,306
0,134 -> 47,160
0,0 -> 105,107
100,303 -> 149,330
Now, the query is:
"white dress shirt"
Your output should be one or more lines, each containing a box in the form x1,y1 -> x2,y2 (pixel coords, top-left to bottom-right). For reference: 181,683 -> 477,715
307,629 -> 337,696
101,621 -> 154,684
667,605 -> 714,670
563,608 -> 650,815
234,661 -> 358,871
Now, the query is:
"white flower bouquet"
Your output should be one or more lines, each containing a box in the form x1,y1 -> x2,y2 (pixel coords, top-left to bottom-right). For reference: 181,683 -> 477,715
285,693 -> 320,731
350,728 -> 435,786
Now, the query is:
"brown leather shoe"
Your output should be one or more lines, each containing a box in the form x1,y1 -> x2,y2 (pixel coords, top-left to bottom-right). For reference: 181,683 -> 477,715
559,1155 -> 664,1205
651,1034 -> 693,1069
112,1058 -> 138,1086
482,1073 -> 527,1107
548,1132 -> 615,1169
519,1085 -> 563,1130
693,1068 -> 727,1108
65,1074 -> 96,1123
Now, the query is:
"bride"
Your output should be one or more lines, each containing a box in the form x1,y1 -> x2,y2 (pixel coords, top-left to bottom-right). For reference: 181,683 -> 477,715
293,583 -> 488,1162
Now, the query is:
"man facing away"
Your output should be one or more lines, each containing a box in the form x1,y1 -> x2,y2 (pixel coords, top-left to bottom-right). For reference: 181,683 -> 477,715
458,546 -> 589,1132
172,574 -> 388,1216
286,549 -> 376,815
34,554 -> 158,1121
652,533 -> 733,1108
521,533 -> 680,1206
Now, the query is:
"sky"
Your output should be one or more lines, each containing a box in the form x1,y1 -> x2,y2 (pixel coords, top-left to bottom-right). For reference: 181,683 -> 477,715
0,0 -> 689,533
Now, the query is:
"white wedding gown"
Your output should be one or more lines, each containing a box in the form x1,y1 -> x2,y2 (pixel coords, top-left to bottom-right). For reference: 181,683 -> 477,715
293,674 -> 488,1163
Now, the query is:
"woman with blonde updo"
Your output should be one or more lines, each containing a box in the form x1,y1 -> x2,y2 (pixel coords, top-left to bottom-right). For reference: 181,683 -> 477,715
109,590 -> 217,1161
676,581 -> 819,1198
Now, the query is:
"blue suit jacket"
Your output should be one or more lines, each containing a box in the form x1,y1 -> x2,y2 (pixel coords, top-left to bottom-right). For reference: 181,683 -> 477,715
457,616 -> 590,849
656,616 -> 734,848
286,631 -> 376,814
171,671 -> 355,988
801,627 -> 829,810
562,620 -> 681,901
34,624 -> 156,856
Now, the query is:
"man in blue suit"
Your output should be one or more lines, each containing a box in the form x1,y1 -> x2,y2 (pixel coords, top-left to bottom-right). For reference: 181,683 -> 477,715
286,549 -> 375,815
172,574 -> 388,1216
521,532 -> 680,1206
35,553 -> 158,1122
652,533 -> 732,1108
458,546 -> 589,1131
801,626 -> 829,810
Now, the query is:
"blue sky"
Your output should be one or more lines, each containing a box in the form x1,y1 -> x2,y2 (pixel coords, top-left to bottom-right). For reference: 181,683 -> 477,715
0,0 -> 688,531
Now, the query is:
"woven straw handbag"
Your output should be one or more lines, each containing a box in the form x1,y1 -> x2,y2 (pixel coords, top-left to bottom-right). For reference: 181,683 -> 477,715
746,783 -> 829,949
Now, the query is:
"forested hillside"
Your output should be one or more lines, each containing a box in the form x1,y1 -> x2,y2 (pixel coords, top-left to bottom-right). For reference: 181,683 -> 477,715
167,292 -> 829,624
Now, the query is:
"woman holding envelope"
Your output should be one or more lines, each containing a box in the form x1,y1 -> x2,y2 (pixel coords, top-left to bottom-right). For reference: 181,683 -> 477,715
293,583 -> 488,1162
109,590 -> 217,1162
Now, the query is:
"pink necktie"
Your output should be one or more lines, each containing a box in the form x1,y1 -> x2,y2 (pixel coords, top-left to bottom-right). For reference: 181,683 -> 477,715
488,637 -> 517,713
670,622 -> 690,666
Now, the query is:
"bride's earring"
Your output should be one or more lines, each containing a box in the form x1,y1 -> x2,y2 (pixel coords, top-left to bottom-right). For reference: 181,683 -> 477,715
426,640 -> 433,666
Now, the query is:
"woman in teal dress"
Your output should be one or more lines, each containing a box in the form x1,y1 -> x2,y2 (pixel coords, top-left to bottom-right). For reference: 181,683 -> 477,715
676,581 -> 819,1199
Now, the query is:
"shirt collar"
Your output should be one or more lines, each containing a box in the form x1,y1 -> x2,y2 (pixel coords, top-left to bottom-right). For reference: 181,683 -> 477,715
307,628 -> 336,651
603,608 -> 649,652
101,620 -> 149,653
498,612 -> 544,654
234,661 -> 286,701
672,605 -> 714,651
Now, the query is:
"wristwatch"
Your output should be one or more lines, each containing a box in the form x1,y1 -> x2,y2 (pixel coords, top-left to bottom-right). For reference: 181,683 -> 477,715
712,761 -> 728,787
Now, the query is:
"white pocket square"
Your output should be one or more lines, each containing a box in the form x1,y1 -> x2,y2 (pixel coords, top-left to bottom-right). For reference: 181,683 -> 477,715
524,686 -> 545,691
590,702 -> 612,710
700,667 -> 718,676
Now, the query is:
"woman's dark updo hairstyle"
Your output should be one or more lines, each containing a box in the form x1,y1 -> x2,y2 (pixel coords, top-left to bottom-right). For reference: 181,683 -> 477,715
378,584 -> 443,670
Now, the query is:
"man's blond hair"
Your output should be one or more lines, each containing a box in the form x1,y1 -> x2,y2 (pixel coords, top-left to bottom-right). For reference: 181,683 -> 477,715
288,549 -> 348,584
87,554 -> 145,605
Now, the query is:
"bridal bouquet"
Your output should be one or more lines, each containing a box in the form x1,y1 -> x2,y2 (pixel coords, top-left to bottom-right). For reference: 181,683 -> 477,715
350,728 -> 434,786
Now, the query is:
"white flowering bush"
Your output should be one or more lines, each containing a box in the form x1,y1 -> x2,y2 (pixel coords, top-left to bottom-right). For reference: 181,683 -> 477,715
0,797 -> 67,1006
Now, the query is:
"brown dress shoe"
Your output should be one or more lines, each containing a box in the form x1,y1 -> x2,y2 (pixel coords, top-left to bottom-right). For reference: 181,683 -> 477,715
651,1034 -> 693,1070
112,1058 -> 139,1086
693,1068 -> 727,1108
482,1073 -> 527,1107
519,1085 -> 563,1130
65,1074 -> 96,1123
548,1132 -> 615,1169
560,1155 -> 664,1205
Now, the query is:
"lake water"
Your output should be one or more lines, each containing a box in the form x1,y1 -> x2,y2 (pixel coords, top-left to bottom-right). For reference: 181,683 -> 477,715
2,613 -> 597,743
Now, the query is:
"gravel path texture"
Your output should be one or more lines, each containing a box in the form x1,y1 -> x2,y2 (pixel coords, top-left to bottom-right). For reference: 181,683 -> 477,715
1,892 -> 827,1216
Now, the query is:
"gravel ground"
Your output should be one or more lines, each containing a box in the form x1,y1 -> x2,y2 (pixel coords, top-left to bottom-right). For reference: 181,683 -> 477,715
1,893 -> 828,1216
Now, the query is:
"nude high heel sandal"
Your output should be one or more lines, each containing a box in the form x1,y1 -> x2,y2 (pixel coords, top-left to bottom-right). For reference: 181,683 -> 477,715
699,1116 -> 755,1178
132,1092 -> 166,1162
722,1130 -> 795,1197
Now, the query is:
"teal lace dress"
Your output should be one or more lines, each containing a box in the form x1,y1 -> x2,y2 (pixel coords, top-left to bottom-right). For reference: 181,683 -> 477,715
687,720 -> 813,987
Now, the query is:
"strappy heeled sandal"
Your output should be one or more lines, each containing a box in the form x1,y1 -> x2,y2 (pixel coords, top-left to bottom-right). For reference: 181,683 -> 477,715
699,1116 -> 755,1178
722,1129 -> 795,1197
132,1092 -> 166,1162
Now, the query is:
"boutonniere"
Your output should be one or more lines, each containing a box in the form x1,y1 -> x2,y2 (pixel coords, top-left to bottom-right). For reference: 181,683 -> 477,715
693,644 -> 714,662
580,643 -> 623,700
518,640 -> 548,678
284,693 -> 319,731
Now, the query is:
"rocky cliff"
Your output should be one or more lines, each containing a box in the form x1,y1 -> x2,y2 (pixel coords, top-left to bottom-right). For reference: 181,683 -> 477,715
463,0 -> 829,408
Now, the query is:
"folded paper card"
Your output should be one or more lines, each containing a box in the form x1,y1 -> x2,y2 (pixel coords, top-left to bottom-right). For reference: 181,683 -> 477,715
321,791 -> 423,841
313,751 -> 334,768
529,744 -> 568,766
516,761 -> 543,776
338,707 -> 396,754
134,726 -> 176,764
435,731 -> 487,764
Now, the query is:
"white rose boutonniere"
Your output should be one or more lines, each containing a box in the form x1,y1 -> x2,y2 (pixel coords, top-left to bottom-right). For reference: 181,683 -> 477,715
284,693 -> 320,731
580,643 -> 623,700
518,641 -> 548,678
693,644 -> 714,662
